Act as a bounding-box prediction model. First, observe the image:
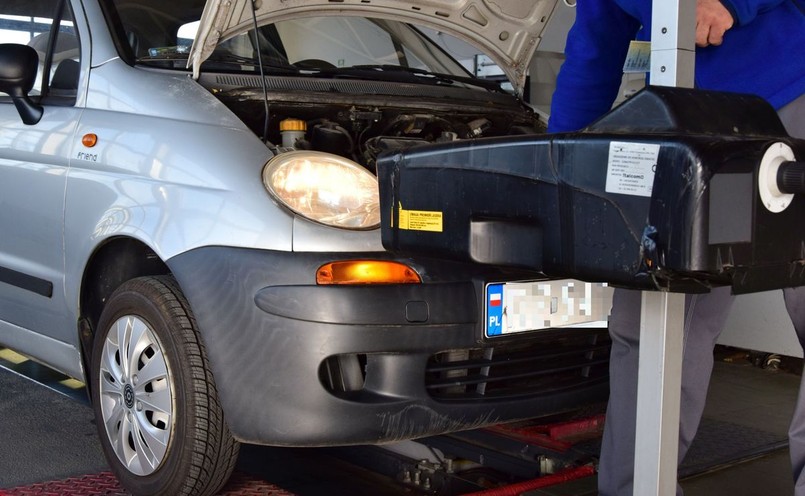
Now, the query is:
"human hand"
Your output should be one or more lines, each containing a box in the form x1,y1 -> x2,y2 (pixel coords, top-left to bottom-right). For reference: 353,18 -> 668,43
696,0 -> 734,47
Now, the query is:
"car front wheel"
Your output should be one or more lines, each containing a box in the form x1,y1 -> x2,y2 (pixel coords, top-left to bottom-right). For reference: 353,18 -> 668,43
90,275 -> 239,496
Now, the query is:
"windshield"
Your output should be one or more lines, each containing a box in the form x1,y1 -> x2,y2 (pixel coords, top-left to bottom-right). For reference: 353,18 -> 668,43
108,0 -> 490,91
256,17 -> 469,76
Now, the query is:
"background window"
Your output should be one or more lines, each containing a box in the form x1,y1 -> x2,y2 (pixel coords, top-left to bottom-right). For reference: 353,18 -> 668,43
0,0 -> 80,98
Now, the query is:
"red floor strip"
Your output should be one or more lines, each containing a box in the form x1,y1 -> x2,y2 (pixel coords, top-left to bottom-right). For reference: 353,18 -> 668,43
462,464 -> 596,496
1,471 -> 294,496
486,414 -> 606,452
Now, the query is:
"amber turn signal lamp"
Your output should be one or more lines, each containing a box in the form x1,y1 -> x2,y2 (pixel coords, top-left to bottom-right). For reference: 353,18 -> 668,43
317,260 -> 421,285
82,133 -> 98,147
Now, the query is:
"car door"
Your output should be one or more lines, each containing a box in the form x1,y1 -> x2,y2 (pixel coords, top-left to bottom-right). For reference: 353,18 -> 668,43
0,0 -> 84,353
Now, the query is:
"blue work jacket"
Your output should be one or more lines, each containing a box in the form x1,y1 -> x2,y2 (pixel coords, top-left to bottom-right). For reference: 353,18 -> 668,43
547,0 -> 805,133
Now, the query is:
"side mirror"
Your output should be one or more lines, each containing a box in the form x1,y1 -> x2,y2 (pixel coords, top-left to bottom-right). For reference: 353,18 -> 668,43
0,44 -> 44,125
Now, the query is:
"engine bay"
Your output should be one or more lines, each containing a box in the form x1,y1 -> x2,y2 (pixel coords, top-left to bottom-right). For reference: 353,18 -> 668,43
204,79 -> 542,172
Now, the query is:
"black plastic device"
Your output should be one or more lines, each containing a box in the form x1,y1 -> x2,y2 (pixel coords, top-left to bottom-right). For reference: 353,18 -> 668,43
378,87 -> 805,294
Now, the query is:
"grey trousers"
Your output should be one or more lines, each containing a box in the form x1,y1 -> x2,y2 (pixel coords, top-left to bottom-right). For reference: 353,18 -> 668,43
783,90 -> 805,496
598,91 -> 805,496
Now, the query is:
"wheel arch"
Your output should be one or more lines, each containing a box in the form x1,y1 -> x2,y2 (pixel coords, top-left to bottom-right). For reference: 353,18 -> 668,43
78,236 -> 170,391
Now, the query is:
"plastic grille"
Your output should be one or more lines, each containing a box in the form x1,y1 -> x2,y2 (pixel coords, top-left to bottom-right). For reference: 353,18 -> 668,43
426,328 -> 610,400
209,74 -> 516,104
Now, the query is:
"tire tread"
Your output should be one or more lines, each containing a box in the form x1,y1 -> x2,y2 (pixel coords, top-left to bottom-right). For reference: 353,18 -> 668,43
92,275 -> 240,496
149,275 -> 240,496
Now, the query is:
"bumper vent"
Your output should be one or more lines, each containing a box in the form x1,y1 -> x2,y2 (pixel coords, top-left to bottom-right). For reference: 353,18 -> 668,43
426,328 -> 610,401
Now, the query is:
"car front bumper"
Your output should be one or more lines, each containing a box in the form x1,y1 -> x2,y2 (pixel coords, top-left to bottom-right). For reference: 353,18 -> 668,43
168,246 -> 609,446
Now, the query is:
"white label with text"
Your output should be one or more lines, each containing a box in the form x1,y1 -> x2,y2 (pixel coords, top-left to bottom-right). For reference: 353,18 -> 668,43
605,141 -> 659,197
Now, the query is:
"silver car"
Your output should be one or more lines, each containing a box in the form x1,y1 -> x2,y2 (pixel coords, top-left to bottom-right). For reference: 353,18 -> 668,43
0,1 -> 611,494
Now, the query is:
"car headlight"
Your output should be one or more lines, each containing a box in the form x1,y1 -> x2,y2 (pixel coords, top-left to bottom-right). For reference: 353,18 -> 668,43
262,151 -> 380,230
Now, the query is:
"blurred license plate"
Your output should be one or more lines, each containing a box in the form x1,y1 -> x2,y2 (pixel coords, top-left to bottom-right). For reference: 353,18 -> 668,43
485,279 -> 613,338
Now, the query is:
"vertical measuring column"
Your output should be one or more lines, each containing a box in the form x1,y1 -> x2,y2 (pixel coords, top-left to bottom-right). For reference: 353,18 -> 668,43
633,1 -> 696,494
650,0 -> 696,88
634,291 -> 686,494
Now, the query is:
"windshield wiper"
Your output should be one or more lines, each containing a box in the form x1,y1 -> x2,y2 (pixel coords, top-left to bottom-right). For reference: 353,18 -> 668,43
307,64 -> 506,93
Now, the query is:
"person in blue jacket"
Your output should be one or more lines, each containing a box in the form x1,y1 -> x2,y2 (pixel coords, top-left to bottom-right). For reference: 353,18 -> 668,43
548,0 -> 805,495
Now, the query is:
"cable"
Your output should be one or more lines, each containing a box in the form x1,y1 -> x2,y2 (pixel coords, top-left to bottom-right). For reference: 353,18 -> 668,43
250,0 -> 275,150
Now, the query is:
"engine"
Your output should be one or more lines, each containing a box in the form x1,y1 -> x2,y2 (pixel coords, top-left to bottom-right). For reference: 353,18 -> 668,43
209,85 -> 542,172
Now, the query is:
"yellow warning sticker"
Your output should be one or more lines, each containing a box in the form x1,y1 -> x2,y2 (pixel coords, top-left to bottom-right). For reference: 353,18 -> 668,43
398,202 -> 443,232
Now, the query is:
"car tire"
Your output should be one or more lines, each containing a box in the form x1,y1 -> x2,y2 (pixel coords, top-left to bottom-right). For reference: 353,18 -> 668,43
90,275 -> 239,496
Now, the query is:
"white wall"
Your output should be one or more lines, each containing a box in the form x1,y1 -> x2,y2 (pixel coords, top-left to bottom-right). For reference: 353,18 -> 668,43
719,291 -> 802,357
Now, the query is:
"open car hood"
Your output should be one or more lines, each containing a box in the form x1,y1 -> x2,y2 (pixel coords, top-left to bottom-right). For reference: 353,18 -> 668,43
189,0 -> 559,95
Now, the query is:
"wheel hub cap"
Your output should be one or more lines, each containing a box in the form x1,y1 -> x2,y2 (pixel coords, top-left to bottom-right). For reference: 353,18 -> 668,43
98,315 -> 174,476
123,384 -> 135,409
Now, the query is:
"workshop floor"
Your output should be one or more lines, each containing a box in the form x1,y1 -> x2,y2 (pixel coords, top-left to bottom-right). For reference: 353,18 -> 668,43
680,349 -> 800,496
1,346 -> 800,495
530,348 -> 802,496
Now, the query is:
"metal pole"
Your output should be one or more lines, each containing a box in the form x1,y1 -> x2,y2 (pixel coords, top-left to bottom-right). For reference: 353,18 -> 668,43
634,291 -> 686,494
650,0 -> 696,88
633,1 -> 696,493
